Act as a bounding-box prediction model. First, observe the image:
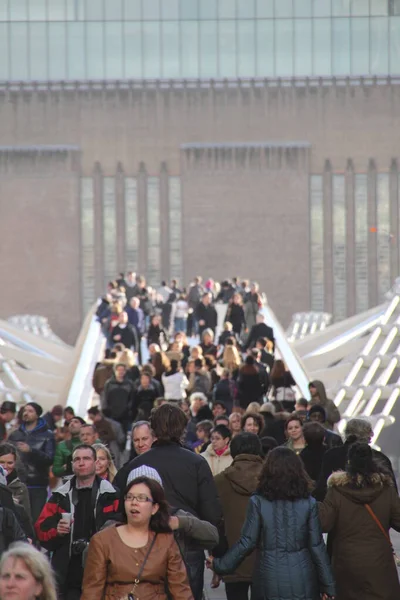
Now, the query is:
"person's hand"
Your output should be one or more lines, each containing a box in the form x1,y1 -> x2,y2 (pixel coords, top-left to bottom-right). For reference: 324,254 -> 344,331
113,334 -> 121,341
57,519 -> 72,536
199,320 -> 205,326
206,556 -> 214,570
211,573 -> 221,588
321,595 -> 335,600
16,442 -> 30,453
169,516 -> 179,531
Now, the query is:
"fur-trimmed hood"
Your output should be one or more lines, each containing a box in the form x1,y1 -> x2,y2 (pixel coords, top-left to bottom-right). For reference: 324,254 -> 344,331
327,470 -> 394,504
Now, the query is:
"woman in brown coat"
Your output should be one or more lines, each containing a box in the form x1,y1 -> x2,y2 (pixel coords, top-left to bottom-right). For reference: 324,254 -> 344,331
319,442 -> 400,600
81,473 -> 193,600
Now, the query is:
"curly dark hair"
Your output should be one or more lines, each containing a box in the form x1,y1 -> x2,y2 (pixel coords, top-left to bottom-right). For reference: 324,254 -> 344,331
346,442 -> 381,488
241,412 -> 264,435
257,447 -> 313,500
122,477 -> 171,533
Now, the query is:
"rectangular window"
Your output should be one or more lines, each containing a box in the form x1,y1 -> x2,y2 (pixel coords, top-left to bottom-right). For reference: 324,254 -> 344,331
371,0 -> 389,15
237,0 -> 255,18
351,17 -> 370,74
313,18 -> 332,75
162,21 -> 180,77
162,0 -> 179,19
180,0 -> 198,19
124,0 -> 141,19
332,17 -> 351,75
256,0 -> 273,17
85,0 -> 104,20
355,174 -> 369,313
103,177 -> 117,288
10,23 -> 28,80
376,173 -> 391,301
199,20 -> 218,77
28,0 -> 47,20
142,0 -> 160,20
237,20 -> 256,77
351,0 -> 370,15
29,23 -> 48,80
67,23 -> 85,79
169,177 -> 183,280
219,20 -> 237,77
81,178 -> 96,315
124,21 -> 143,78
125,177 -> 139,273
143,22 -> 161,78
275,0 -> 293,18
332,174 -> 347,321
48,1 -> 66,21
104,0 -> 123,20
310,175 -> 324,311
219,0 -> 236,18
294,0 -> 312,17
370,17 -> 389,74
332,0 -> 351,16
199,0 -> 217,19
0,1 -> 8,21
9,0 -> 27,20
49,23 -> 67,79
181,21 -> 199,77
390,17 -> 400,74
256,19 -> 274,76
105,22 -> 123,78
87,22 -> 105,79
0,24 -> 9,78
275,19 -> 294,76
147,177 -> 161,285
294,18 -> 312,76
313,0 -> 331,17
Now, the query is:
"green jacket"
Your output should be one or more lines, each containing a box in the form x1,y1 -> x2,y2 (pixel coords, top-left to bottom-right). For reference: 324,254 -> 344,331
52,437 -> 82,477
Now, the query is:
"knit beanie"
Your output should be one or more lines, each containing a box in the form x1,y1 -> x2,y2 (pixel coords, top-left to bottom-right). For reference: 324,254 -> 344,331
127,465 -> 163,488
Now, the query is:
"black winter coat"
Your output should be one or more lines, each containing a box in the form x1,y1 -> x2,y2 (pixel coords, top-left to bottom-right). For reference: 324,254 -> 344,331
35,476 -> 119,591
225,303 -> 246,335
132,384 -> 159,420
115,441 -> 222,525
0,507 -> 26,553
103,376 -> 134,423
213,495 -> 336,600
9,419 -> 55,487
245,322 -> 275,350
196,303 -> 218,335
110,323 -> 138,351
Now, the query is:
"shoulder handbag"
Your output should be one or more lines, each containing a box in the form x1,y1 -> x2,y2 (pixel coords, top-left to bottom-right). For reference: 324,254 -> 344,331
365,504 -> 400,566
120,534 -> 158,600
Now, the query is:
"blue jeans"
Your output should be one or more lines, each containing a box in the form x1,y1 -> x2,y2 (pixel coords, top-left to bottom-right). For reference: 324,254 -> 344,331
174,317 -> 187,332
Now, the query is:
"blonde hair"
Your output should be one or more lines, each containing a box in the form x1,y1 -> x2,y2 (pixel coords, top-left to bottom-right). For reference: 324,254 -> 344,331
223,322 -> 233,331
246,402 -> 261,414
117,348 -> 136,368
223,345 -> 241,372
93,443 -> 117,483
0,543 -> 57,600
190,345 -> 203,358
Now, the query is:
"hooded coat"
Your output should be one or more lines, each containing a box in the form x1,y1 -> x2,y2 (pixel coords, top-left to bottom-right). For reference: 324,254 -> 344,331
214,454 -> 264,582
319,471 -> 400,600
309,380 -> 341,429
213,494 -> 335,600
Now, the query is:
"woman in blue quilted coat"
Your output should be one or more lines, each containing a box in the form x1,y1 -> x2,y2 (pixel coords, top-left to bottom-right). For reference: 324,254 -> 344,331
208,447 -> 336,600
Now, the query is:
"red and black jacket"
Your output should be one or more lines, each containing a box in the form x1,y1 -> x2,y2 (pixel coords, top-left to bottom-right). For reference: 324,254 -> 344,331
35,475 -> 119,589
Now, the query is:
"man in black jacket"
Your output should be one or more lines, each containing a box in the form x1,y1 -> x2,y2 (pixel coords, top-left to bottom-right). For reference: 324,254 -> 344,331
103,363 -> 134,434
244,313 -> 274,351
196,293 -> 218,337
115,403 -> 222,600
9,402 -> 55,522
110,310 -> 139,351
36,444 -> 119,600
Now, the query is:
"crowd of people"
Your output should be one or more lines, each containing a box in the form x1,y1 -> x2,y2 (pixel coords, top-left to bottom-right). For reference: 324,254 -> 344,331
0,272 -> 398,600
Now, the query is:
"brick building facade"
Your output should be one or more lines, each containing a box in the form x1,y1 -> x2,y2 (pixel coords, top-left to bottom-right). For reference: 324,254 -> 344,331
0,78 -> 400,342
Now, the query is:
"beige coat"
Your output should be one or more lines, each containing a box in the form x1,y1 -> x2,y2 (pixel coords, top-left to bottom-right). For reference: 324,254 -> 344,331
201,445 -> 233,476
81,526 -> 193,600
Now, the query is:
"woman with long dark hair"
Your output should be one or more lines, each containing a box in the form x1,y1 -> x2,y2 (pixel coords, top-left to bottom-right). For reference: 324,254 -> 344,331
319,442 -> 400,600
208,447 -> 335,600
81,475 -> 193,600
